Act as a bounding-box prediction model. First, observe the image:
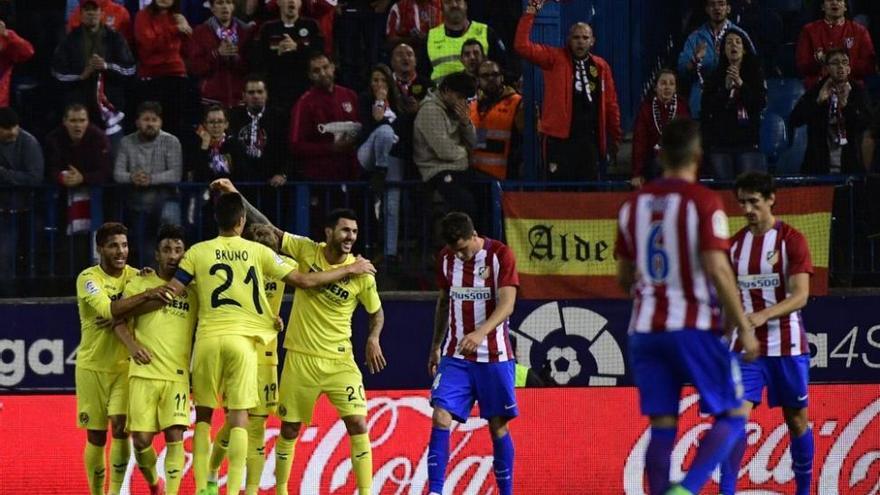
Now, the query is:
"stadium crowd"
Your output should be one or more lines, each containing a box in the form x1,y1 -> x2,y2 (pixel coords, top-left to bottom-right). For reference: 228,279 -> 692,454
0,0 -> 878,294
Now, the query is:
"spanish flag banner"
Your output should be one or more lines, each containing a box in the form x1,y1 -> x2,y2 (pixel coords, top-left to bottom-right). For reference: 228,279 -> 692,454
502,186 -> 833,300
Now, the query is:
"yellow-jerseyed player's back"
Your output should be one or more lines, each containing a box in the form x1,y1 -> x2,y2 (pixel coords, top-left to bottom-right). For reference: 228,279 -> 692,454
280,234 -> 382,359
258,254 -> 297,366
76,264 -> 139,373
124,273 -> 198,382
177,236 -> 295,344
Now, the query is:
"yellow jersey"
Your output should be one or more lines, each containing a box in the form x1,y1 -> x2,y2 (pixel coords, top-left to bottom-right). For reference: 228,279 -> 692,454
258,255 -> 296,366
75,264 -> 140,373
176,235 -> 295,344
280,234 -> 382,359
124,273 -> 198,383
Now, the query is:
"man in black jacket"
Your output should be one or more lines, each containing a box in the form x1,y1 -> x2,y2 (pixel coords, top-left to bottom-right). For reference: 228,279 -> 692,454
791,48 -> 873,174
227,74 -> 291,185
51,0 -> 135,145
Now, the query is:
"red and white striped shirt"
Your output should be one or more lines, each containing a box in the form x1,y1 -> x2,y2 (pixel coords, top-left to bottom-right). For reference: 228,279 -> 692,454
436,237 -> 519,363
729,221 -> 813,356
616,179 -> 730,334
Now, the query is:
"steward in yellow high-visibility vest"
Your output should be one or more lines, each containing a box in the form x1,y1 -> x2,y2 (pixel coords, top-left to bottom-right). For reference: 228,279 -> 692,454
427,21 -> 489,82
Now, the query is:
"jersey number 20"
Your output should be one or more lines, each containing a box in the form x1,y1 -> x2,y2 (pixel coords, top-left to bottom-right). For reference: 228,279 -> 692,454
209,263 -> 263,314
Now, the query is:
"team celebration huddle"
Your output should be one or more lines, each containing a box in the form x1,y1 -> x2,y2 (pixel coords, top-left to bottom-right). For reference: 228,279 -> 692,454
74,119 -> 816,495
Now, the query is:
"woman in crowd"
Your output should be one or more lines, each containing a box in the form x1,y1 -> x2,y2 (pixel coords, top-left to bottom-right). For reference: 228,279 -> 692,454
631,69 -> 690,187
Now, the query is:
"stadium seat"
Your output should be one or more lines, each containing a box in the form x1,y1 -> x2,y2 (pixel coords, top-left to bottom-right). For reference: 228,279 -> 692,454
775,42 -> 798,78
775,125 -> 807,175
766,78 -> 805,118
765,0 -> 803,13
760,112 -> 788,163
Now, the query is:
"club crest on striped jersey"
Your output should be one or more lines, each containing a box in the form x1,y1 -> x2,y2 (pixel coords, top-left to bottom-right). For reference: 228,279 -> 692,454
766,249 -> 780,266
478,265 -> 491,280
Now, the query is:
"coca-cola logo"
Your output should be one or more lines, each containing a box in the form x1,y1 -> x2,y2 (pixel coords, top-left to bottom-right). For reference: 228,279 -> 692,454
623,393 -> 880,495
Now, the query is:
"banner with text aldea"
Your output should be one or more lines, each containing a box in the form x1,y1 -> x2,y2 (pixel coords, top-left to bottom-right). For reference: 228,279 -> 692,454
501,187 -> 834,299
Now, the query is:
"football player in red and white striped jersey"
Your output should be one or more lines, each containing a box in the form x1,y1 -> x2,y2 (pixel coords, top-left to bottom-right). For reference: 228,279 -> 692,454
720,172 -> 814,495
426,212 -> 519,495
616,117 -> 758,495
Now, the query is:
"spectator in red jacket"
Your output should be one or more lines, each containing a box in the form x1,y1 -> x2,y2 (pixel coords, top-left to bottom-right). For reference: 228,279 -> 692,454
134,0 -> 193,138
0,19 -> 34,108
386,0 -> 442,51
187,0 -> 255,108
289,52 -> 360,181
514,0 -> 621,181
796,0 -> 876,89
68,0 -> 134,45
631,69 -> 690,188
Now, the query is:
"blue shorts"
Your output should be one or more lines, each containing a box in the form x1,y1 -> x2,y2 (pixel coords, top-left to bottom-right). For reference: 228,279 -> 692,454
430,357 -> 518,423
629,330 -> 743,416
739,354 -> 810,409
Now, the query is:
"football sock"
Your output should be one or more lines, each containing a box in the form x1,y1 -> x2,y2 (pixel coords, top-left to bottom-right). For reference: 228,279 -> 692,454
245,415 -> 268,495
681,415 -> 745,493
646,426 -> 676,495
791,428 -> 814,495
226,427 -> 248,495
134,445 -> 159,486
492,432 -> 515,495
274,435 -> 298,495
427,427 -> 451,494
350,433 -> 373,495
193,421 -> 212,492
164,441 -> 185,495
83,441 -> 106,495
109,437 -> 130,495
719,429 -> 747,495
209,422 -> 231,477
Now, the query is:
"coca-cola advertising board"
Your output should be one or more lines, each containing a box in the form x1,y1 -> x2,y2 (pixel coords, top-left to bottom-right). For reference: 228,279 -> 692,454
2,386 -> 878,494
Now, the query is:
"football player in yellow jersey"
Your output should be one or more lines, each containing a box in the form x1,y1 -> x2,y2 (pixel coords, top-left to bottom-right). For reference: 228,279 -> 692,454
209,179 -> 387,495
111,225 -> 195,495
163,193 -> 376,495
75,222 -> 174,495
208,224 -> 295,495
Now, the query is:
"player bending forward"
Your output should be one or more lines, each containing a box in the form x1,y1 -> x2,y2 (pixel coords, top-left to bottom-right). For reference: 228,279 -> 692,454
615,118 -> 759,495
719,172 -> 815,495
428,212 -> 519,495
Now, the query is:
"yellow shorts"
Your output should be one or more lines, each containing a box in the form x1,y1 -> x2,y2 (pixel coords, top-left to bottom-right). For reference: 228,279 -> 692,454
75,367 -> 129,430
277,352 -> 366,425
127,376 -> 190,432
192,335 -> 258,410
250,364 -> 279,417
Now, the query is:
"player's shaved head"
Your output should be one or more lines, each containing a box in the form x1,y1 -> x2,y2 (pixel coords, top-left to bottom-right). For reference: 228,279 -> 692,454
244,223 -> 280,252
96,222 -> 128,247
659,117 -> 702,171
440,212 -> 475,246
214,192 -> 246,231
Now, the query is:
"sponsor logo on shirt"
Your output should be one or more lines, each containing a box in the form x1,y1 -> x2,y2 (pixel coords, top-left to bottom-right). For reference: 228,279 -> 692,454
449,287 -> 493,301
737,273 -> 781,290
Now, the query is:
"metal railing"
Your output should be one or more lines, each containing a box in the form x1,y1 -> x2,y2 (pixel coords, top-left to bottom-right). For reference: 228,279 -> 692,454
0,175 -> 874,296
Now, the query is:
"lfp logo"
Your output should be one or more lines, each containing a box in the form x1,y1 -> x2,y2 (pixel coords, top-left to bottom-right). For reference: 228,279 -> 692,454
512,302 -> 626,385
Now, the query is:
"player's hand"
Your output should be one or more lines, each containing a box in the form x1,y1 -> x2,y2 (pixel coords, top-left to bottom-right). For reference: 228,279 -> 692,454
275,315 -> 284,331
148,286 -> 174,303
630,176 -> 645,189
138,266 -> 155,277
365,336 -> 386,374
745,311 -> 768,329
95,316 -> 112,328
458,331 -> 484,356
210,178 -> 238,193
347,256 -> 377,276
739,330 -> 760,362
428,347 -> 441,377
129,342 -> 153,365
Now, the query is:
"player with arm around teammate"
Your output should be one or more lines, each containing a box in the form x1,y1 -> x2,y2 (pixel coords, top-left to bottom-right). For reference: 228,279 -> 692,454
111,224 -> 195,495
615,118 -> 760,495
427,212 -> 519,495
208,178 -> 387,495
718,172 -> 815,495
207,223 -> 297,495
75,222 -> 173,495
162,192 -> 375,495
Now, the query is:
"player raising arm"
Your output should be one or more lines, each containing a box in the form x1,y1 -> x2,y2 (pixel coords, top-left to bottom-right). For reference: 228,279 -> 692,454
719,172 -> 814,495
161,192 -> 375,495
111,225 -> 195,495
615,118 -> 758,495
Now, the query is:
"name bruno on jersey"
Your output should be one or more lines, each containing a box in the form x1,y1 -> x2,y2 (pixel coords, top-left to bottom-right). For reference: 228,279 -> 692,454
215,248 -> 251,262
